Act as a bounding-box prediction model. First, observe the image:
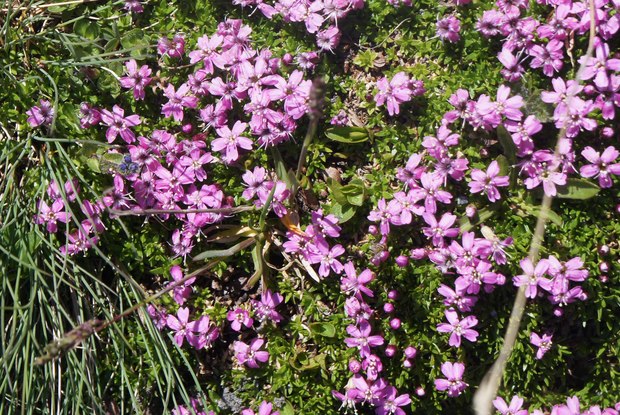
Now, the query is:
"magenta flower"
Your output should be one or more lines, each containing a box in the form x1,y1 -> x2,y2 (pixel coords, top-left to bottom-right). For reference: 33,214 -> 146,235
412,172 -> 453,214
513,258 -> 550,299
579,146 -> 620,188
374,72 -> 414,116
78,102 -> 101,128
158,34 -> 185,59
189,34 -> 223,71
226,308 -> 253,331
493,396 -> 528,415
168,265 -> 195,305
241,401 -> 280,415
27,99 -> 54,128
316,25 -> 341,51
119,59 -> 152,100
340,262 -> 375,299
344,320 -> 385,357
252,289 -> 284,323
529,39 -> 564,77
468,160 -> 510,202
212,121 -> 253,162
309,243 -> 345,277
147,304 -> 168,330
162,83 -> 198,122
123,0 -> 143,13
530,332 -> 553,359
234,338 -> 269,368
436,15 -> 461,43
434,361 -> 468,397
100,105 -> 141,144
422,213 -> 459,247
437,284 -> 478,312
368,198 -> 402,235
166,307 -> 193,347
579,42 -> 620,89
498,48 -> 524,82
376,386 -> 411,415
35,200 -> 69,233
437,309 -> 479,347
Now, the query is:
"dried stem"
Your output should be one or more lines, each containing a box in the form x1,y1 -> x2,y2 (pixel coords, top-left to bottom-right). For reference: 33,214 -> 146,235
473,1 -> 597,413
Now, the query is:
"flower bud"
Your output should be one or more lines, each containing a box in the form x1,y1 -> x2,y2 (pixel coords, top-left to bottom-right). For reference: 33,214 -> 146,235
403,359 -> 412,368
598,245 -> 610,256
282,53 -> 293,65
553,308 -> 563,317
395,255 -> 409,267
404,346 -> 417,359
383,303 -> 394,314
409,248 -> 426,260
182,123 -> 193,134
599,261 -> 610,273
348,359 -> 362,373
388,290 -> 399,300
415,387 -> 425,396
390,318 -> 401,330
600,275 -> 608,283
368,225 -> 379,235
384,344 -> 397,357
465,204 -> 476,218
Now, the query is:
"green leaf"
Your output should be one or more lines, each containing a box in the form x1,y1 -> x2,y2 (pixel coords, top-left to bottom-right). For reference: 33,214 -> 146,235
459,207 -> 496,232
309,322 -> 336,338
555,178 -> 600,200
496,125 -> 517,164
325,126 -> 369,144
330,202 -> 356,223
73,20 -> 100,40
103,152 -> 124,165
192,238 -> 255,261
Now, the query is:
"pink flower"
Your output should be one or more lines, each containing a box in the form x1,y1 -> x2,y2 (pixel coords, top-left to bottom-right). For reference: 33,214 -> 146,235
513,258 -> 550,299
436,309 -> 479,347
162,83 -> 198,122
78,102 -> 101,128
528,39 -> 564,77
123,0 -> 143,13
344,320 -> 385,357
340,262 -> 375,299
168,265 -> 195,305
376,386 -> 411,415
422,213 -> 459,247
27,99 -> 54,128
35,199 -> 69,233
252,289 -> 284,323
158,34 -> 185,59
189,34 -> 223,71
468,160 -> 510,202
579,146 -> 620,188
226,308 -> 253,331
100,105 -> 141,144
434,362 -> 468,397
212,121 -> 253,162
309,244 -> 345,277
493,396 -> 528,415
234,338 -> 270,368
530,332 -> 553,359
436,15 -> 461,43
316,26 -> 341,51
374,72 -> 414,116
119,59 -> 152,100
241,401 -> 280,415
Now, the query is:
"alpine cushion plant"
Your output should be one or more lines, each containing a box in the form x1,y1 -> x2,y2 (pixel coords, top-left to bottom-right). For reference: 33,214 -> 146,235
9,0 -> 620,412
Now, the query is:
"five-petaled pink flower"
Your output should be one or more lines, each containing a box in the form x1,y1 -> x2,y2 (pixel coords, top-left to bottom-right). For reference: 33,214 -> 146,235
119,59 -> 152,100
100,105 -> 141,143
344,320 -> 385,357
579,146 -> 620,188
436,309 -> 479,347
227,308 -> 253,331
493,395 -> 528,415
434,361 -> 468,397
27,99 -> 54,128
468,160 -> 510,202
212,121 -> 253,162
530,332 -> 553,359
234,338 -> 270,368
513,258 -> 550,299
374,72 -> 414,116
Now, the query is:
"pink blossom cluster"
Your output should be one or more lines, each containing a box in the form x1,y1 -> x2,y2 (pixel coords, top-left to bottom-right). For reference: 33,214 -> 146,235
513,255 -> 589,310
34,179 -> 105,256
492,395 -> 620,415
333,264 -> 413,415
231,0 -> 364,51
374,72 -> 425,116
66,19 -> 315,259
280,209 -> 346,278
